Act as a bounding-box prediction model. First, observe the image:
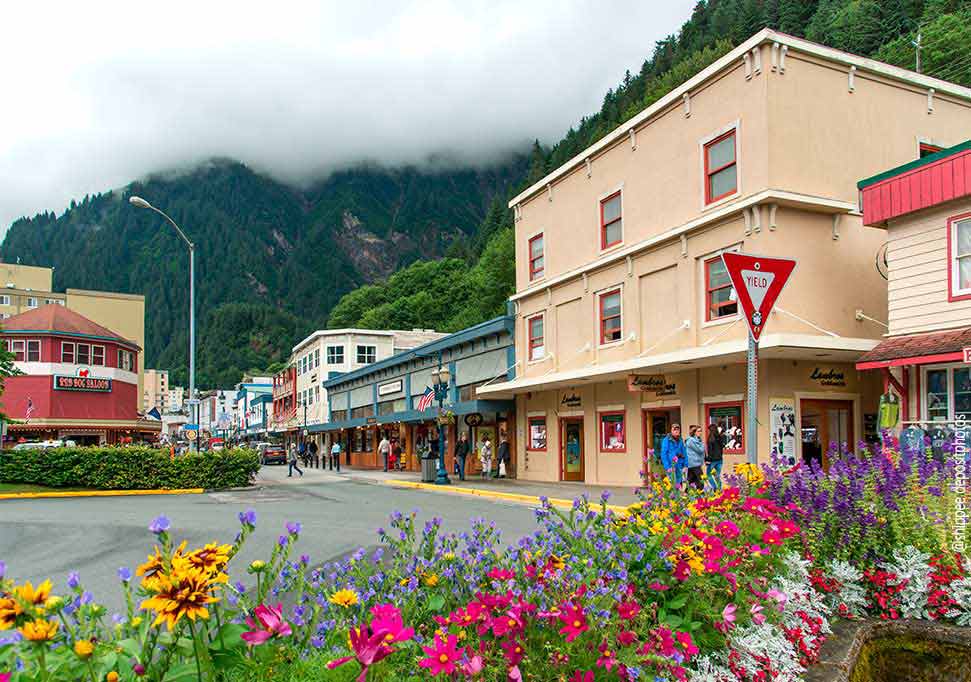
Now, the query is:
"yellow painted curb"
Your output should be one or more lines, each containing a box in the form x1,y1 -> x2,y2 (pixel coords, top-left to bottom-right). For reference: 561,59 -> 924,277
383,480 -> 630,515
0,488 -> 205,500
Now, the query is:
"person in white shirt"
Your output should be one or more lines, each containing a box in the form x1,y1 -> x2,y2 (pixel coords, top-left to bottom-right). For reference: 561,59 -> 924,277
479,437 -> 493,479
378,436 -> 391,472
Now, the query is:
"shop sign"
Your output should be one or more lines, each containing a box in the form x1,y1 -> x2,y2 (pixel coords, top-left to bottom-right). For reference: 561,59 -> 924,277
366,417 -> 378,425
963,347 -> 971,364
378,380 -> 403,396
627,374 -> 676,397
768,398 -> 796,463
560,392 -> 582,409
464,413 -> 484,427
53,375 -> 112,392
810,367 -> 846,387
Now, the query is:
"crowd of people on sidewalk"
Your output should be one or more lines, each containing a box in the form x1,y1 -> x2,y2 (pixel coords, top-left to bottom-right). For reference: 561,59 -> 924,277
657,422 -> 725,492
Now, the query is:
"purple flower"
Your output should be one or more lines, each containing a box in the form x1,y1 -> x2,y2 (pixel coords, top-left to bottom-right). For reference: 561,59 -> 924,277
118,567 -> 132,583
300,554 -> 310,565
81,591 -> 93,605
0,561 -> 6,579
67,571 -> 80,589
286,521 -> 302,536
148,515 -> 170,534
112,613 -> 124,624
278,535 -> 288,547
310,635 -> 325,648
234,581 -> 247,593
238,509 -> 257,526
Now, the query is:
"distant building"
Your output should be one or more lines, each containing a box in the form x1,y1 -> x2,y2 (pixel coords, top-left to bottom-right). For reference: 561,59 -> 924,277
166,386 -> 185,414
1,305 -> 160,444
0,262 -> 148,405
143,369 -> 169,414
235,375 -> 272,441
199,389 -> 235,437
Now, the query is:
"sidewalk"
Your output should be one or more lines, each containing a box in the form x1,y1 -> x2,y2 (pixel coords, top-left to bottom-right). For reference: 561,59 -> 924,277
337,467 -> 643,507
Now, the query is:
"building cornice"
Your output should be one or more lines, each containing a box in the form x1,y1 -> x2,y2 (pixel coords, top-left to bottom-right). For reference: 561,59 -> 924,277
510,29 -> 971,210
510,189 -> 857,302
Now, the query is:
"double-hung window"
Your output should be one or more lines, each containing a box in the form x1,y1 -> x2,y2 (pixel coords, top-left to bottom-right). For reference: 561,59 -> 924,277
705,255 -> 738,320
26,297 -> 38,308
599,289 -> 622,344
949,214 -> 971,299
62,342 -> 75,363
92,345 -> 105,366
119,350 -> 134,371
26,340 -> 40,362
76,343 -> 91,365
704,130 -> 737,204
314,349 -> 320,368
0,295 -> 9,306
600,192 -> 622,249
327,346 -> 344,365
357,345 -> 376,364
11,340 -> 24,361
527,314 -> 545,362
528,234 -> 545,280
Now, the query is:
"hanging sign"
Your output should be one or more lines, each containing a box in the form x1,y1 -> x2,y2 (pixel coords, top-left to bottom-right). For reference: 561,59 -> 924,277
963,347 -> 971,364
53,375 -> 112,392
464,413 -> 484,427
720,252 -> 797,342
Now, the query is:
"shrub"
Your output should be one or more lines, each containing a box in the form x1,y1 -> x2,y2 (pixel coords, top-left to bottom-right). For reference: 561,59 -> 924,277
0,446 -> 260,490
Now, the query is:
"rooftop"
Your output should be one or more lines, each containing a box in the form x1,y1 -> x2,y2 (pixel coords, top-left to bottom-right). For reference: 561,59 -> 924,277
291,327 -> 446,354
1,304 -> 139,349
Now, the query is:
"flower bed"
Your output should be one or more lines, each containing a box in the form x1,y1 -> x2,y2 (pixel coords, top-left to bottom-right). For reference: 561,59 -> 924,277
0,444 -> 967,681
0,447 -> 260,491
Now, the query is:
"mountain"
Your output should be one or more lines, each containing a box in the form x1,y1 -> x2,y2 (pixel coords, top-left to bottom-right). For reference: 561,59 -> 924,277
0,159 -> 525,387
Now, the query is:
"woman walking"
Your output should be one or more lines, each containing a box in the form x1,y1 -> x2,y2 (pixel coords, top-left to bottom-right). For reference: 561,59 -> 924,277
479,436 -> 493,479
706,423 -> 725,491
685,425 -> 706,491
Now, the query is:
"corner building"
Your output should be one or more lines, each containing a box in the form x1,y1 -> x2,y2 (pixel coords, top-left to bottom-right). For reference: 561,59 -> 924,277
478,29 -> 971,485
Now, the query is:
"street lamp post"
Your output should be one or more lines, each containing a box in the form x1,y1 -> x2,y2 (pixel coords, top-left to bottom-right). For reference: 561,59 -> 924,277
129,196 -> 196,451
430,358 -> 451,486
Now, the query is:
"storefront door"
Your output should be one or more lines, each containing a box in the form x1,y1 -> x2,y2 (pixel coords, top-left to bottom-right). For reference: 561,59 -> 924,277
642,409 -> 678,479
800,399 -> 853,470
560,418 -> 584,482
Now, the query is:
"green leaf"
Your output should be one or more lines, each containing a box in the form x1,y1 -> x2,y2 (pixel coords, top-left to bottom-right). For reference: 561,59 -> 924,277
667,595 -> 688,610
163,662 -> 202,682
209,623 -> 248,652
427,594 -> 445,612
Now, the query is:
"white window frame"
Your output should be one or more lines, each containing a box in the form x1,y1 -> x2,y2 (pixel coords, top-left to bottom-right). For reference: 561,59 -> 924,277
26,297 -> 38,308
595,284 -> 625,348
699,119 -> 742,211
949,216 -> 971,298
699,244 -> 742,329
92,345 -> 105,366
327,345 -> 344,365
76,343 -> 90,365
314,348 -> 320,368
62,341 -> 75,363
26,339 -> 40,362
11,339 -> 25,361
921,363 -> 971,423
0,295 -> 9,306
356,345 -> 377,364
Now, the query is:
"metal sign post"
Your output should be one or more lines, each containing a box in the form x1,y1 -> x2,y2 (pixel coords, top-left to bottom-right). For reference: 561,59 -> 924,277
721,252 -> 797,467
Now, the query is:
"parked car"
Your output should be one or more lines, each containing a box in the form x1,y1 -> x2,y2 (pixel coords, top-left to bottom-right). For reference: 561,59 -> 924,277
261,445 -> 287,465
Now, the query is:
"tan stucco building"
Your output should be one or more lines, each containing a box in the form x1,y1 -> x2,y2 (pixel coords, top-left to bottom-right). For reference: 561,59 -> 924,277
479,29 -> 971,486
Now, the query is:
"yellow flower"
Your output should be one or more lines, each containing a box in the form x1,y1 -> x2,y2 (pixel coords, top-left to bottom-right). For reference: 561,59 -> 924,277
248,560 -> 266,573
19,618 -> 59,642
422,573 -> 440,587
443,552 -> 455,561
457,629 -> 467,641
328,589 -> 359,609
139,566 -> 220,630
13,580 -> 53,608
136,547 -> 168,589
74,639 -> 95,658
399,578 -> 409,587
107,673 -> 120,682
186,543 -> 231,576
130,617 -> 143,627
0,595 -> 23,630
547,554 -> 566,571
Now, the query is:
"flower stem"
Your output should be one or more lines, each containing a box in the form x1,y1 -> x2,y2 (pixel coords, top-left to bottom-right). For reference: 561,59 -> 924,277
187,620 -> 205,682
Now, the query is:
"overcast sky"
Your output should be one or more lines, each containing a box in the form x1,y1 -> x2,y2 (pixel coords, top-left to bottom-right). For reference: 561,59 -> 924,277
0,1 -> 693,234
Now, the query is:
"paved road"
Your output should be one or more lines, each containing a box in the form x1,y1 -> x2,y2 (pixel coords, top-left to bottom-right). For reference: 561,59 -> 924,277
0,466 -> 546,613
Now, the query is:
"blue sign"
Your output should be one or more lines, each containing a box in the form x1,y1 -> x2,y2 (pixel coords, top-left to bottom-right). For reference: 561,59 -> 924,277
184,423 -> 199,431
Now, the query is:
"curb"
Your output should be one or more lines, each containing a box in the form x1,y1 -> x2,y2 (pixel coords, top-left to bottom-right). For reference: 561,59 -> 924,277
0,488 -> 206,500
382,479 -> 630,514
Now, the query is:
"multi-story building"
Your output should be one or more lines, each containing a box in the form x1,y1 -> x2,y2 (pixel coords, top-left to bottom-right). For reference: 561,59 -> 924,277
166,386 -> 185,414
143,369 -> 169,413
479,29 -> 971,486
235,375 -> 273,442
1,305 -> 160,444
856,140 -> 971,437
0,262 -> 148,404
199,389 -> 236,437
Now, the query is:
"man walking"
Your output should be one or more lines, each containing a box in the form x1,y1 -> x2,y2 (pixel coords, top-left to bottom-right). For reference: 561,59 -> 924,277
378,434 -> 391,472
287,442 -> 304,478
455,432 -> 470,481
660,424 -> 685,489
309,440 -> 319,468
330,439 -> 342,472
496,435 -> 511,478
706,422 -> 725,491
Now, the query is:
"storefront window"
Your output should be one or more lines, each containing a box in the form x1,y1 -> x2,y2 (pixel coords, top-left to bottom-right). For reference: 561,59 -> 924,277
706,402 -> 744,454
599,411 -> 626,452
364,428 -> 374,451
350,405 -> 374,419
923,366 -> 971,422
331,410 -> 347,421
353,429 -> 364,452
956,368 -> 971,419
378,400 -> 396,416
926,368 -> 950,421
528,417 -> 547,451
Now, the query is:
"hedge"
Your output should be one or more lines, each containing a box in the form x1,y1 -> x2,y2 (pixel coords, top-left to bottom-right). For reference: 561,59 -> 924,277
0,447 -> 261,490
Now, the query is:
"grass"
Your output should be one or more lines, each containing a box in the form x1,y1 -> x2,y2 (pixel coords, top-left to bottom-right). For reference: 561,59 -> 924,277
0,482 -> 94,494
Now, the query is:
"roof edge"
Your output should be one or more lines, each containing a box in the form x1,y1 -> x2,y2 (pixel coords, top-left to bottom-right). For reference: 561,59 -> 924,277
858,140 -> 971,190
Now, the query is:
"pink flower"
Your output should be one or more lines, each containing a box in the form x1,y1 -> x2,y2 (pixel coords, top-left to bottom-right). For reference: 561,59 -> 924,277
596,641 -> 618,671
750,603 -> 766,625
419,634 -> 466,676
487,568 -> 515,581
647,581 -> 670,591
241,603 -> 292,645
722,603 -> 737,624
0,674 -> 9,682
715,520 -> 740,538
557,603 -> 589,642
616,600 -> 641,620
369,604 -> 414,644
460,654 -> 484,677
675,631 -> 699,657
327,626 -> 396,681
570,672 -> 594,682
507,665 -> 523,682
617,629 -> 638,646
500,638 -> 525,665
767,589 -> 789,609
491,611 -> 523,638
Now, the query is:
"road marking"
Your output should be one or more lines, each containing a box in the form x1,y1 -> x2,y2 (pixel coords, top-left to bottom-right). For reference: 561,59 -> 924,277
0,488 -> 205,501
382,480 -> 630,515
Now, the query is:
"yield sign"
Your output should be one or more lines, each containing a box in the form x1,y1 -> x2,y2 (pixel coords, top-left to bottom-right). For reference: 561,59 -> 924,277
721,252 -> 796,342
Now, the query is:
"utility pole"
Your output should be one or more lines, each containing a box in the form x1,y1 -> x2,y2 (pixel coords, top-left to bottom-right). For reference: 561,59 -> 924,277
913,32 -> 922,74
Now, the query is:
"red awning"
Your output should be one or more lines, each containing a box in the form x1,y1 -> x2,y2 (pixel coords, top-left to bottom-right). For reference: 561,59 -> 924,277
856,326 -> 971,369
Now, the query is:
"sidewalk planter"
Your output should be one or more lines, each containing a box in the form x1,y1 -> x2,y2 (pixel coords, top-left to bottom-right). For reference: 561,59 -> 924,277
0,446 -> 260,491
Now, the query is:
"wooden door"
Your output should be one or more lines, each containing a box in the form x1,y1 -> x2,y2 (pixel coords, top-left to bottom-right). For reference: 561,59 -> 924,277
561,418 -> 584,481
800,399 -> 854,470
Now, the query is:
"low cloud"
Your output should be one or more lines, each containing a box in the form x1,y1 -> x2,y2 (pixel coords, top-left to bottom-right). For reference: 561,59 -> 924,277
0,0 -> 692,233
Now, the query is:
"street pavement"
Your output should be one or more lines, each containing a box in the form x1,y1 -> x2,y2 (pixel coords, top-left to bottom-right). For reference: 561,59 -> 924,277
0,464 -> 624,612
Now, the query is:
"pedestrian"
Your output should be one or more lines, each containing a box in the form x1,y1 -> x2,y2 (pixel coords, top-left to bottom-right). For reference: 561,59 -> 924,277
660,424 -> 686,489
287,442 -> 304,478
298,439 -> 307,465
455,432 -> 470,481
685,425 -> 706,491
309,440 -> 318,468
378,434 -> 391,472
706,422 -> 725,491
391,439 -> 403,471
479,436 -> 493,479
330,440 -> 342,472
496,435 -> 510,479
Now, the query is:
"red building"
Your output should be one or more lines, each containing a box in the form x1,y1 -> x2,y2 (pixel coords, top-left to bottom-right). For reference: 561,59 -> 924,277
1,305 -> 161,445
272,366 -> 297,435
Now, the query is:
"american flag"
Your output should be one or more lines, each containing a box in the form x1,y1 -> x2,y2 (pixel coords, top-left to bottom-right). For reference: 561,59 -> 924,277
416,386 -> 435,411
24,397 -> 33,423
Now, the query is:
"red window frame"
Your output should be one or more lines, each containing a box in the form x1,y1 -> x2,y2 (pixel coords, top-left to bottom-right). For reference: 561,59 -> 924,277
704,255 -> 737,321
598,410 -> 627,452
527,314 -> 545,361
704,129 -> 737,204
705,401 -> 744,455
527,416 -> 547,451
946,211 -> 971,302
528,233 -> 545,280
919,142 -> 943,158
600,191 -> 623,249
599,288 -> 622,344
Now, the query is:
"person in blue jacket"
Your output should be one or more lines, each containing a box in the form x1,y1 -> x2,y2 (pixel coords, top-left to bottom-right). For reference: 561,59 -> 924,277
660,423 -> 685,489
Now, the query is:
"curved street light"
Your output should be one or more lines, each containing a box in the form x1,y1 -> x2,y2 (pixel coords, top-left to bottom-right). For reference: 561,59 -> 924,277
129,196 -> 197,450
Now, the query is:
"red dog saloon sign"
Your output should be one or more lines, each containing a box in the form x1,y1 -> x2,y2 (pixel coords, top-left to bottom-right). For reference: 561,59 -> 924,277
53,375 -> 112,392
720,252 -> 796,342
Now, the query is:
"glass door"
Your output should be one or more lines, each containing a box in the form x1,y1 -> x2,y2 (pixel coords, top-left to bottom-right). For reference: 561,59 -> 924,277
561,419 -> 584,482
800,399 -> 854,470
